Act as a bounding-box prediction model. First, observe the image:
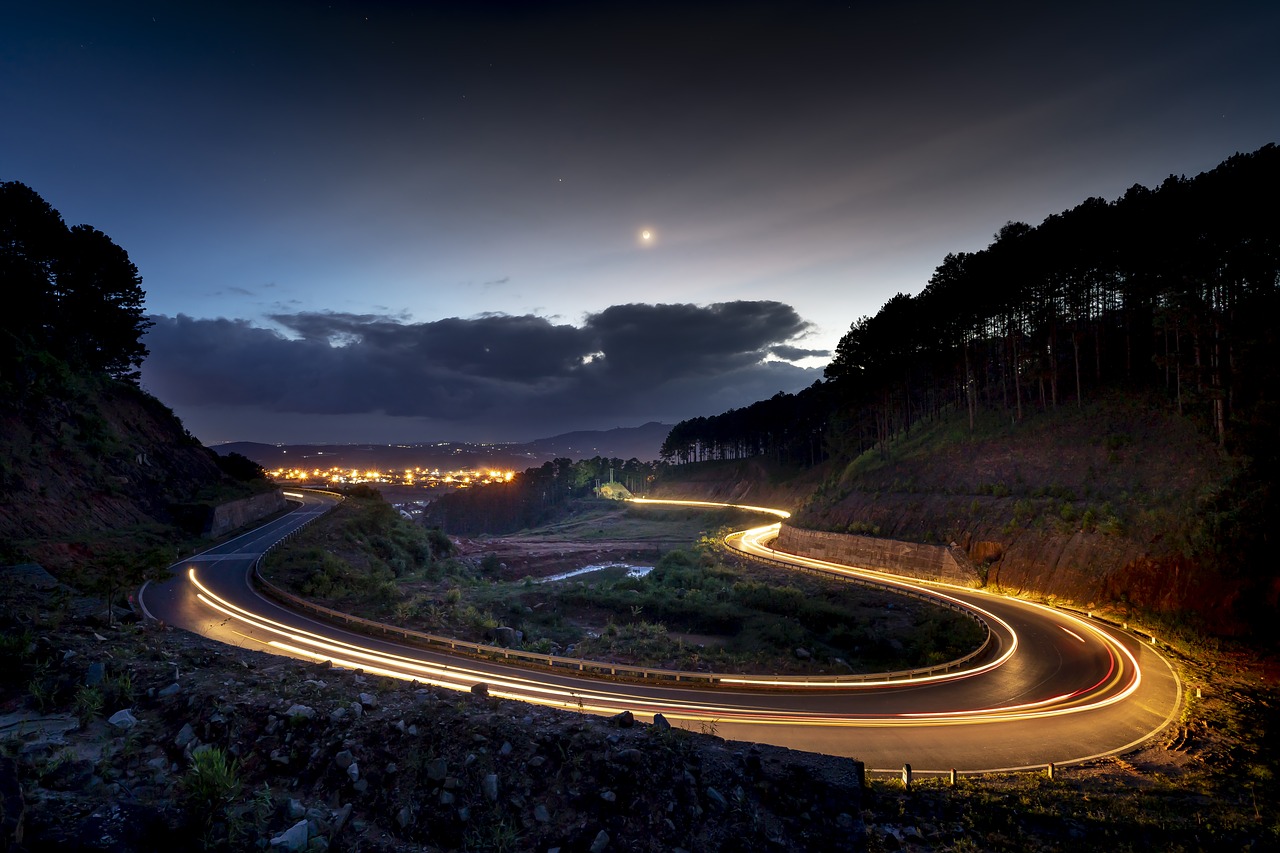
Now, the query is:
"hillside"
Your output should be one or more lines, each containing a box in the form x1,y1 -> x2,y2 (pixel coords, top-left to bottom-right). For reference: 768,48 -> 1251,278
799,394 -> 1247,624
0,370 -> 281,572
652,393 -> 1262,637
0,180 -> 280,581
654,146 -> 1280,644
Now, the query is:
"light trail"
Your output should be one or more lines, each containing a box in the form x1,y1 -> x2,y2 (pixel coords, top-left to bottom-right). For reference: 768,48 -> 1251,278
133,488 -> 1181,769
184,492 -> 1148,728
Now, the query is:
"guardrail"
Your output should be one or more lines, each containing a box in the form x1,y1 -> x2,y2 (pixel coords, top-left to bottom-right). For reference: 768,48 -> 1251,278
249,498 -> 996,688
719,539 -> 995,680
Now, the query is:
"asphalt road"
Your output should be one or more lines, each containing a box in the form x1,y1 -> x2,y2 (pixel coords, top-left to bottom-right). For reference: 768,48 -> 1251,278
140,491 -> 1181,774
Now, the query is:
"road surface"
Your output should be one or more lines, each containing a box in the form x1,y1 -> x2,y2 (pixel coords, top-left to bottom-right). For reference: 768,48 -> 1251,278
140,491 -> 1181,774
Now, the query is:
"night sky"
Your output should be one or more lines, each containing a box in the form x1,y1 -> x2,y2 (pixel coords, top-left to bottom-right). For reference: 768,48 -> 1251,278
5,1 -> 1278,444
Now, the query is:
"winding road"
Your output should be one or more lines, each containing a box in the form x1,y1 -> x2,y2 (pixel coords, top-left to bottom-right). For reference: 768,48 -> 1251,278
139,490 -> 1181,775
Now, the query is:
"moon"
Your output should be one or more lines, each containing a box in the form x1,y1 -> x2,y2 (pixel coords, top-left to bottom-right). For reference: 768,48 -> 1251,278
641,229 -> 652,241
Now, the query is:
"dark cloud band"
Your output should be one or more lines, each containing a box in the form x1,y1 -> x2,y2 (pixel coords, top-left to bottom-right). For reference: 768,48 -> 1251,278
142,301 -> 821,439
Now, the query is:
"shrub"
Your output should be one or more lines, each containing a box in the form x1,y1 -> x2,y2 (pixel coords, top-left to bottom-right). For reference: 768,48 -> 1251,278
184,746 -> 242,827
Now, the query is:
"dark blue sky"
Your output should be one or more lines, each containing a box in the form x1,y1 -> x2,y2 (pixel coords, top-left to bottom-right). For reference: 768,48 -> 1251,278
5,1 -> 1278,443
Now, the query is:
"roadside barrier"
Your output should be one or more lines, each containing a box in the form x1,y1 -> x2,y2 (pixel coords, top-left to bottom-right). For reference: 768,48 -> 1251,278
249,496 -> 997,688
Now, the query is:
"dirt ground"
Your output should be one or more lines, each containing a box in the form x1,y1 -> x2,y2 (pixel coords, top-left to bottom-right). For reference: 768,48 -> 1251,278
450,534 -> 665,582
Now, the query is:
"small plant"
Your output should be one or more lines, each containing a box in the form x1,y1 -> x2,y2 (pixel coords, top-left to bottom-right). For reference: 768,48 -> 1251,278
184,746 -> 243,821
466,816 -> 521,852
73,685 -> 103,723
103,669 -> 134,708
0,628 -> 34,663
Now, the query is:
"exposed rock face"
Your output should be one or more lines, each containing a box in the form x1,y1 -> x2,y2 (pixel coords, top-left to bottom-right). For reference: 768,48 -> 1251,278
774,526 -> 980,586
207,490 -> 287,538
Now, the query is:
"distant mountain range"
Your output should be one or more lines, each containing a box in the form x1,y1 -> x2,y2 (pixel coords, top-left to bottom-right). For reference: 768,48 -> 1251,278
213,422 -> 673,471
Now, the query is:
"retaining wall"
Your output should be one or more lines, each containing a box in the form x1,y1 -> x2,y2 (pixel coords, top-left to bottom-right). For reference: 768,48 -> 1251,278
774,525 -> 981,586
208,490 -> 287,537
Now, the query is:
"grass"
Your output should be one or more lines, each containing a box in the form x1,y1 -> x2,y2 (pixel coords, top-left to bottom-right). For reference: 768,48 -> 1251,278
263,489 -> 464,616
262,495 -> 984,675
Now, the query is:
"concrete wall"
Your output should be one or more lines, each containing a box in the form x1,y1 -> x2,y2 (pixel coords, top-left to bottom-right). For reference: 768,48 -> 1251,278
207,490 -> 287,538
774,525 -> 981,586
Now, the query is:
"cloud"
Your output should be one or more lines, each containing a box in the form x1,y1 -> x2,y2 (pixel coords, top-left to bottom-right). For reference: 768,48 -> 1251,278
142,301 -> 823,441
769,344 -> 830,361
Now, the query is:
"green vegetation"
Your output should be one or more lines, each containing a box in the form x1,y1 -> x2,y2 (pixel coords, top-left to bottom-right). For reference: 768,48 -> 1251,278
263,485 -> 464,617
183,746 -> 245,848
269,495 -> 984,675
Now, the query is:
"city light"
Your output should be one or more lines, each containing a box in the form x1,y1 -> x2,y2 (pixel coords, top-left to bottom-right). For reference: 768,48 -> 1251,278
266,464 -> 516,489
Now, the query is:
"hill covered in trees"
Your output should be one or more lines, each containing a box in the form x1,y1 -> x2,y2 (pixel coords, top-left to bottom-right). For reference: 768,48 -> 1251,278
659,144 -> 1280,641
0,181 -> 272,583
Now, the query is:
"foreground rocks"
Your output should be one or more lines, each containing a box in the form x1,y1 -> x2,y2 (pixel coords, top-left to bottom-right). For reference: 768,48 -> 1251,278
1,571 -> 866,852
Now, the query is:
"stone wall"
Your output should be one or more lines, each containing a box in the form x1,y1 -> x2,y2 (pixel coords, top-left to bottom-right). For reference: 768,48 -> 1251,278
773,525 -> 981,586
207,489 -> 287,537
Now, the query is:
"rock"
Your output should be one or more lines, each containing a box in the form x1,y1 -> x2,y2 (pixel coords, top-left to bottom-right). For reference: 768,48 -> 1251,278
396,805 -> 412,828
610,710 -> 635,728
482,773 -> 498,802
358,692 -> 378,708
471,682 -> 489,699
329,707 -> 347,723
589,829 -> 610,853
42,757 -> 95,791
285,704 -> 315,720
85,662 -> 105,686
334,750 -> 355,770
534,803 -> 551,823
794,647 -> 811,660
347,763 -> 359,782
494,626 -> 518,646
652,713 -> 671,731
332,803 -> 353,834
705,787 -> 728,811
174,723 -> 196,748
157,682 -> 181,697
107,709 -> 137,730
613,748 -> 644,766
426,758 -> 448,782
287,799 -> 306,820
439,790 -> 455,807
600,790 -> 616,803
499,741 -> 512,756
269,818 -> 310,851
349,701 -> 363,718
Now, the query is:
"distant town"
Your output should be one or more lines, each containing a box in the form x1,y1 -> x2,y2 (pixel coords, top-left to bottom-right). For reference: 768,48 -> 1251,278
267,464 -> 515,490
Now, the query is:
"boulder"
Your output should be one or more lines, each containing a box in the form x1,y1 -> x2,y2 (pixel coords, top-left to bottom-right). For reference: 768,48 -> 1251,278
269,818 -> 309,851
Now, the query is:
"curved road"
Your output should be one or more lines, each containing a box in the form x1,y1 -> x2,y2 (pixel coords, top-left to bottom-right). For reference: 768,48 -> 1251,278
140,491 -> 1181,774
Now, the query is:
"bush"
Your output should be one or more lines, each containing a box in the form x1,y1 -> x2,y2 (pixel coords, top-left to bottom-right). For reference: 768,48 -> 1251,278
184,746 -> 242,825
